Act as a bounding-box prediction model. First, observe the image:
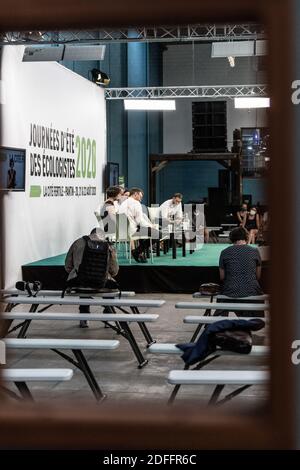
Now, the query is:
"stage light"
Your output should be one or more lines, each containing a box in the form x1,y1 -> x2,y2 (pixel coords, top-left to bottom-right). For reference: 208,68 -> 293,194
91,69 -> 110,86
124,99 -> 176,111
234,97 -> 270,109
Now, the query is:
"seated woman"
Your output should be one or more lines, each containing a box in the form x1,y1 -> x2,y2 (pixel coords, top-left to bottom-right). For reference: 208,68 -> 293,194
218,227 -> 263,316
243,206 -> 260,244
236,203 -> 248,226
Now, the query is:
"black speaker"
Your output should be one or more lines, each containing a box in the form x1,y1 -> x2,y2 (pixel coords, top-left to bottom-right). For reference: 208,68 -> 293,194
218,170 -> 230,190
208,187 -> 228,207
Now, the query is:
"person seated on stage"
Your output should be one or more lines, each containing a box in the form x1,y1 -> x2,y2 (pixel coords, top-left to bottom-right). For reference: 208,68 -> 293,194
94,186 -> 122,239
236,203 -> 248,226
119,187 -> 160,263
159,193 -> 183,227
118,187 -> 130,205
65,227 -> 119,328
218,227 -> 263,316
242,205 -> 260,244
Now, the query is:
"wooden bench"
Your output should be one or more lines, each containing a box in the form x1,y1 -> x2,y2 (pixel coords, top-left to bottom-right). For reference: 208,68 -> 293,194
4,338 -> 119,401
2,312 -> 159,369
167,369 -> 269,405
1,368 -> 73,401
1,296 -> 165,368
148,343 -> 269,403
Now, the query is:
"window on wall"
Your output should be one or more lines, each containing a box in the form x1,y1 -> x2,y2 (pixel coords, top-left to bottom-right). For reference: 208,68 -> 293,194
192,101 -> 227,153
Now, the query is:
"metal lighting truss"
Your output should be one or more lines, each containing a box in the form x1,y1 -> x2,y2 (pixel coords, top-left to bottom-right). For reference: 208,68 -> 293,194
0,24 -> 266,45
105,84 -> 268,100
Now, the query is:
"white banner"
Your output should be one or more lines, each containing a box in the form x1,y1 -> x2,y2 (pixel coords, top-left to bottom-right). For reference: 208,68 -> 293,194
0,46 -> 106,287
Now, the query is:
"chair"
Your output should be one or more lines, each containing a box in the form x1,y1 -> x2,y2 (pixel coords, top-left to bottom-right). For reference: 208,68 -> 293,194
117,213 -> 155,264
148,206 -> 160,225
115,213 -> 130,259
130,232 -> 154,264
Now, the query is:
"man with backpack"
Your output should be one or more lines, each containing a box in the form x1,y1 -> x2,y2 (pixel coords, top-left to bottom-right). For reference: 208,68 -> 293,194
65,227 -> 119,328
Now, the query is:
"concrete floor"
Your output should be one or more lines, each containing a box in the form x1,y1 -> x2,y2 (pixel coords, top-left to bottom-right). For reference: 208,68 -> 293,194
5,293 -> 269,409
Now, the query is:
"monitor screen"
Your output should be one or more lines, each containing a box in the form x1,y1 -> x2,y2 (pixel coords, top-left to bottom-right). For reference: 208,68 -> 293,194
106,162 -> 119,188
0,147 -> 26,191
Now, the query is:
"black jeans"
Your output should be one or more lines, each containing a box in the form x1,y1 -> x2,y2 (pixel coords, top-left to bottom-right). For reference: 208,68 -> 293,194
79,298 -> 91,314
133,227 -> 161,255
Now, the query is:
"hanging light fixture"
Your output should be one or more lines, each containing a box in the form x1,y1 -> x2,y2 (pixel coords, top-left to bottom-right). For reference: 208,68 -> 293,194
124,99 -> 176,111
234,97 -> 270,109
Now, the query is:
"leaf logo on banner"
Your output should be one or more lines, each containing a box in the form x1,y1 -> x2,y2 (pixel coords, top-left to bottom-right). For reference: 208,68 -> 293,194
29,185 -> 41,197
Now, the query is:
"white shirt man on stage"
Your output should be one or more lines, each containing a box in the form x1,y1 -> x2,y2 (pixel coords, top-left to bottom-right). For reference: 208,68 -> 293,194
119,188 -> 152,235
159,193 -> 183,223
119,187 -> 159,263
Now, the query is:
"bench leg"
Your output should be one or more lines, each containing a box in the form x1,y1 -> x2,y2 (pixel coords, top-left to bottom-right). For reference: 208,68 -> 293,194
130,306 -> 156,347
215,385 -> 251,406
101,305 -> 149,367
168,355 -> 220,405
168,364 -> 190,405
189,324 -> 206,342
0,304 -> 15,337
17,304 -> 39,338
189,308 -> 212,342
72,349 -> 106,402
102,306 -> 125,334
15,381 -> 34,401
119,322 -> 148,368
52,348 -> 105,402
102,321 -> 125,335
138,323 -> 156,347
208,384 -> 225,405
0,385 -> 25,401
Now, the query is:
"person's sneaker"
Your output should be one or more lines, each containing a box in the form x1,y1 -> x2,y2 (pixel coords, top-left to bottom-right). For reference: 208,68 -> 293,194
79,320 -> 89,328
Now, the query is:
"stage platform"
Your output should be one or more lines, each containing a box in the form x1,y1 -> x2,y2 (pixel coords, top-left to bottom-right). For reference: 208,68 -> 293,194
22,245 -> 269,293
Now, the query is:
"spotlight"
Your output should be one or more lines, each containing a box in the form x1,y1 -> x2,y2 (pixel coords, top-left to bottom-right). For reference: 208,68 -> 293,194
91,68 -> 110,86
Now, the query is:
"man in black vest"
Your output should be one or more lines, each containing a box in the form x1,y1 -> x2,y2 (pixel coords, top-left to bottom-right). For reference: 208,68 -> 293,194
65,228 -> 119,327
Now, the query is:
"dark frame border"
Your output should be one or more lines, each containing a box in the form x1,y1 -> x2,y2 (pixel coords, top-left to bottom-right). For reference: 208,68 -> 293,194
0,0 -> 294,449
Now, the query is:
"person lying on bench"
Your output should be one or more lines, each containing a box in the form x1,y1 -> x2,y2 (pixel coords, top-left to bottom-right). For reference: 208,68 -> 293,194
65,227 -> 119,328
